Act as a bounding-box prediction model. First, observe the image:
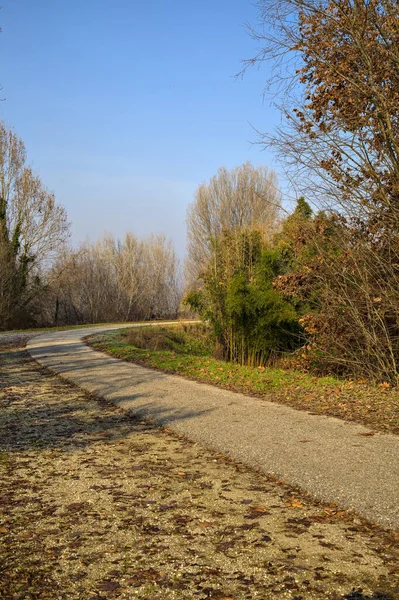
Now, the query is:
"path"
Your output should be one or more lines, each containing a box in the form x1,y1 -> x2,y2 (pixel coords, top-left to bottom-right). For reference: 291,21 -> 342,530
27,325 -> 399,530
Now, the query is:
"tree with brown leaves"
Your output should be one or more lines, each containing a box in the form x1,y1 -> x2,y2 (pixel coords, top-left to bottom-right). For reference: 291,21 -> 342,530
243,1 -> 399,382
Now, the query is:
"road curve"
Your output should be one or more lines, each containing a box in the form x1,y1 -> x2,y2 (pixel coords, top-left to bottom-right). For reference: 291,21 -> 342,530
27,324 -> 399,530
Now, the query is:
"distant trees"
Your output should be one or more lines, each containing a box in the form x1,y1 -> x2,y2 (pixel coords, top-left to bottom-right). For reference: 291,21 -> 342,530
41,232 -> 182,326
0,122 -> 70,329
0,120 -> 182,330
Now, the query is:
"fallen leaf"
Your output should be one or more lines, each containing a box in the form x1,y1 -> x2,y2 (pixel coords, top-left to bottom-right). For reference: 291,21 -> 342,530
286,497 -> 303,508
97,580 -> 121,592
250,505 -> 268,514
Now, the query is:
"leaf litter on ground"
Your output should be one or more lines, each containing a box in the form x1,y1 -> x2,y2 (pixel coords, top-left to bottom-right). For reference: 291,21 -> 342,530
0,336 -> 398,599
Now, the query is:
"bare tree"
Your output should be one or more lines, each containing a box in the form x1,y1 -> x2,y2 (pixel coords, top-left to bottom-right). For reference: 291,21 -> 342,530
40,232 -> 182,326
143,233 -> 182,319
186,161 -> 281,285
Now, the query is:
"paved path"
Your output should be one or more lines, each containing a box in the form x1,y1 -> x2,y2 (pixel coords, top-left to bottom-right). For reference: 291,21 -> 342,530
27,325 -> 399,530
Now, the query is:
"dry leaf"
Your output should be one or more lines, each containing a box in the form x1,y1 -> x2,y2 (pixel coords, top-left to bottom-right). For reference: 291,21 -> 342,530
250,505 -> 268,514
286,497 -> 303,508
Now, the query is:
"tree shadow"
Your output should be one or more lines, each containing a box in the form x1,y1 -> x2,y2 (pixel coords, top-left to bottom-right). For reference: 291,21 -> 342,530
342,591 -> 395,600
0,348 -> 214,453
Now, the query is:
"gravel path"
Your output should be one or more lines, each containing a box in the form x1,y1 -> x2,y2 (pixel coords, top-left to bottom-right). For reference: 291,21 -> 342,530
27,325 -> 399,530
2,340 -> 399,599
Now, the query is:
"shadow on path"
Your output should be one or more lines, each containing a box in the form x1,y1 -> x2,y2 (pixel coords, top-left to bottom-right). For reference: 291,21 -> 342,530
0,349 -> 213,453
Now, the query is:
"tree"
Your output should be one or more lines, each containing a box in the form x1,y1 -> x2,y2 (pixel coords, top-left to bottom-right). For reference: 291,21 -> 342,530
186,162 -> 281,284
241,0 -> 399,383
40,232 -> 182,326
244,0 -> 399,221
185,227 -> 300,365
0,122 -> 70,328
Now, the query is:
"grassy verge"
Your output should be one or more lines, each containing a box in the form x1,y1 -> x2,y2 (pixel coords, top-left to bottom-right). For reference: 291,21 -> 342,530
87,324 -> 399,435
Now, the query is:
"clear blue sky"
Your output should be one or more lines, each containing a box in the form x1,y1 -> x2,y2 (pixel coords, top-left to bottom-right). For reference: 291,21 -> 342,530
0,0 -> 285,257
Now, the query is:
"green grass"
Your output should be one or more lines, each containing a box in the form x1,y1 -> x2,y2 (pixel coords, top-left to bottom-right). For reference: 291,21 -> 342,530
88,324 -> 399,435
89,325 -> 341,393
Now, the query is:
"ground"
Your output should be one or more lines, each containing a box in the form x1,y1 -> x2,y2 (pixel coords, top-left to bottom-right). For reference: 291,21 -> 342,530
1,336 -> 398,599
88,326 -> 399,436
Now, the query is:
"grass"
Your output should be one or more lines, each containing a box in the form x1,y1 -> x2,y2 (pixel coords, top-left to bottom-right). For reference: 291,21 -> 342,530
88,324 -> 399,435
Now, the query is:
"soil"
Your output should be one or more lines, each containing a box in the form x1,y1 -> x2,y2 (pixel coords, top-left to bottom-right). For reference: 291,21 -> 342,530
1,336 -> 398,600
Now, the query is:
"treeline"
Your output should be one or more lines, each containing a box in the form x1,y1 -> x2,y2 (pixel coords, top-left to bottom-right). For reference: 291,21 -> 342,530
0,121 -> 182,330
44,233 -> 181,326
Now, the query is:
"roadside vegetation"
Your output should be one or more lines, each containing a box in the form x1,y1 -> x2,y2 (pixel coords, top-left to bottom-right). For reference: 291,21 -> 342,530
88,324 -> 399,435
0,120 -> 182,331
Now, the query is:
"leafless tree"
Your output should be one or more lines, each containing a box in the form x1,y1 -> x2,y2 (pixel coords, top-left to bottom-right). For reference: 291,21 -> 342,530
40,232 -> 182,326
186,161 -> 281,285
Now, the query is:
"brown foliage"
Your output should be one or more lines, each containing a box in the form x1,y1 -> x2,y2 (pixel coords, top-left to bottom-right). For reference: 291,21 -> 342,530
242,1 -> 399,383
275,212 -> 399,383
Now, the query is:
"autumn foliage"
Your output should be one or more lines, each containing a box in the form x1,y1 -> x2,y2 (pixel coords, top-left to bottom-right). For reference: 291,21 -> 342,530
210,0 -> 398,383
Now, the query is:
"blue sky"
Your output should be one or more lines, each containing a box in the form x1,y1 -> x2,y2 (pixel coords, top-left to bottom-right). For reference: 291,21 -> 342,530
0,0 -> 286,257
